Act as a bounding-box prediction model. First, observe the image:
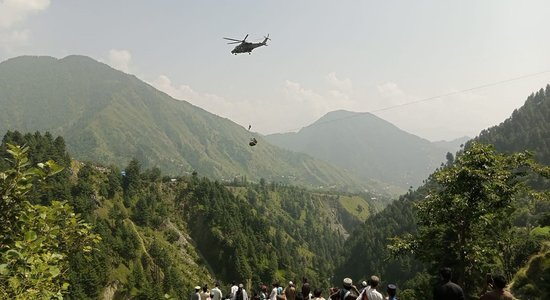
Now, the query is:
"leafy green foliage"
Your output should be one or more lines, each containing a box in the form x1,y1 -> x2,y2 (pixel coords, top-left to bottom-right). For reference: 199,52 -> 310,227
0,144 -> 100,300
393,142 -> 549,297
335,85 -> 550,298
0,131 -> 382,299
511,242 -> 550,299
334,194 -> 426,292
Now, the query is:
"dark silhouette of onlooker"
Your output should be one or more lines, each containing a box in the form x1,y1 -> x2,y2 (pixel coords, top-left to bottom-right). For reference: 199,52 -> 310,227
479,275 -> 514,300
433,267 -> 465,300
302,277 -> 311,300
386,284 -> 397,300
312,288 -> 326,300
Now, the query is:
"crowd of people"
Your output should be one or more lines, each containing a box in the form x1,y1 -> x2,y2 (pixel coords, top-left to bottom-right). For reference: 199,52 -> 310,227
190,268 -> 515,300
190,276 -> 397,300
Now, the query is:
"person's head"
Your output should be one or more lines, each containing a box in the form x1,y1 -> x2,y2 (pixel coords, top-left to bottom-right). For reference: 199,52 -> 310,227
303,277 -> 308,284
386,284 -> 396,297
239,283 -> 244,290
492,275 -> 508,290
369,276 -> 379,288
361,281 -> 367,288
195,286 -> 202,292
313,288 -> 322,298
273,282 -> 279,288
343,278 -> 352,289
439,267 -> 452,282
215,282 -> 220,288
203,285 -> 208,292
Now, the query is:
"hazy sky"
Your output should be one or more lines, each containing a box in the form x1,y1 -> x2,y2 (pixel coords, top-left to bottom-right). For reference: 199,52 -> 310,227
1,1 -> 550,141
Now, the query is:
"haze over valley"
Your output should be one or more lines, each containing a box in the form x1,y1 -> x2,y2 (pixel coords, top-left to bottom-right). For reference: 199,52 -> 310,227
1,2 -> 549,300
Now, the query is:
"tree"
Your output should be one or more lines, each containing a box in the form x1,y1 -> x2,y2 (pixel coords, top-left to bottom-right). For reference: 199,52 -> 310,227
0,144 -> 100,299
394,142 -> 549,297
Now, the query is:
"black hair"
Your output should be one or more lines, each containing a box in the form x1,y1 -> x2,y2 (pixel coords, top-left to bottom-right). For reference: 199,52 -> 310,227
313,288 -> 322,297
439,267 -> 452,281
493,275 -> 507,289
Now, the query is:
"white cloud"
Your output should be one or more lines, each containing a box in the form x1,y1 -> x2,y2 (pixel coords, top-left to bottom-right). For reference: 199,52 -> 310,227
151,75 -> 230,109
150,74 -> 502,141
108,49 -> 132,73
326,72 -> 353,92
0,0 -> 49,53
150,75 -> 246,124
377,82 -> 406,100
149,75 -> 357,134
0,29 -> 30,52
0,0 -> 50,29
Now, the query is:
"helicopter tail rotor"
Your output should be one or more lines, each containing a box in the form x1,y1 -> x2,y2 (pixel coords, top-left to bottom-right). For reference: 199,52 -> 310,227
262,34 -> 271,45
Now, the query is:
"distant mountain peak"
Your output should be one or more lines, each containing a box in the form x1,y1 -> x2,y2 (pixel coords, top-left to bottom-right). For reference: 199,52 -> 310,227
0,55 -> 371,191
266,110 -> 462,189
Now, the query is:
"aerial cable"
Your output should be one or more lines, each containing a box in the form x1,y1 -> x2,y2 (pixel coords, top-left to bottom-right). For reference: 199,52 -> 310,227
283,69 -> 550,132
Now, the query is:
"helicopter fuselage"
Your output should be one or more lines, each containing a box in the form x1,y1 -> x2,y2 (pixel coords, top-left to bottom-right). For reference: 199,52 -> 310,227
231,41 -> 266,54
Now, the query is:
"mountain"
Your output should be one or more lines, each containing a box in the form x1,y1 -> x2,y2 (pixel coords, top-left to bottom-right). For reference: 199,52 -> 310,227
476,85 -> 550,164
432,136 -> 470,150
265,110 -> 461,189
0,55 -> 370,190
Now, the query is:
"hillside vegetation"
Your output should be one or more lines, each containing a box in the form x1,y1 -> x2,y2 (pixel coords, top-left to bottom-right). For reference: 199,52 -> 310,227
333,85 -> 550,299
0,55 -> 373,191
0,131 -> 384,299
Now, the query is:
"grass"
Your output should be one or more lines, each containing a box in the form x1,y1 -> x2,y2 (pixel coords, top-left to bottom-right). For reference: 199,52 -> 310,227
338,195 -> 370,222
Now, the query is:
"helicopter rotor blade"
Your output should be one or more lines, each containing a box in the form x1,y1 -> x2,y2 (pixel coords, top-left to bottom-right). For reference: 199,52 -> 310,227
227,41 -> 241,44
243,34 -> 248,41
224,37 -> 243,42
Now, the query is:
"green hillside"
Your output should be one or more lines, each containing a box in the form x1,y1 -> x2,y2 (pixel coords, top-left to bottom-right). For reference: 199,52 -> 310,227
0,55 -> 371,191
476,85 -> 550,164
265,110 -> 462,190
0,132 -> 385,299
333,86 -> 550,299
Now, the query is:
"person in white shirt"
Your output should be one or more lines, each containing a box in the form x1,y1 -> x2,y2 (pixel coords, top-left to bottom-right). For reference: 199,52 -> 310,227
363,276 -> 383,300
240,284 -> 249,300
211,282 -> 223,300
270,282 -> 280,300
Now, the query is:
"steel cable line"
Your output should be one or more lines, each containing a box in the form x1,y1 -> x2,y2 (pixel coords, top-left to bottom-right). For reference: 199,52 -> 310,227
279,69 -> 550,132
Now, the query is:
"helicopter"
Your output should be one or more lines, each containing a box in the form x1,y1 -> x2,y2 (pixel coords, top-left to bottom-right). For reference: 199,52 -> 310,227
224,34 -> 270,55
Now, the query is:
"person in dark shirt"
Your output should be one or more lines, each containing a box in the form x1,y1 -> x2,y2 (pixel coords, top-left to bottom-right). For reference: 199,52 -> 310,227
301,277 -> 311,300
433,267 -> 465,300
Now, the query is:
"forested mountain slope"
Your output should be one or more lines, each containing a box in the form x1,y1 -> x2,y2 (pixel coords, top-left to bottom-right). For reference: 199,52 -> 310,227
477,85 -> 550,164
0,131 -> 384,299
265,110 -> 461,189
0,55 -> 371,191
333,85 -> 550,299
